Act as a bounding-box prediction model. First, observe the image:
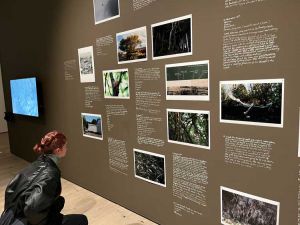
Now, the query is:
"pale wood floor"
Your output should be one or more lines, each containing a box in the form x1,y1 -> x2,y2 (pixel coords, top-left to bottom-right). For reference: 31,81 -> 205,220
0,133 -> 157,225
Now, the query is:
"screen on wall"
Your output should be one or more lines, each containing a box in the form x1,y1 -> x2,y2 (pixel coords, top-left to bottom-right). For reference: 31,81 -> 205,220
10,77 -> 39,117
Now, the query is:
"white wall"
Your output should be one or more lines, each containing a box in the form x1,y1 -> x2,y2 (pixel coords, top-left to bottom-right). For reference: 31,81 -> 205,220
0,64 -> 8,133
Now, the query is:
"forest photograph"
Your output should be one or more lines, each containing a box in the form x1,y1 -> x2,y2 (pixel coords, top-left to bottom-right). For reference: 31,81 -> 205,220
167,109 -> 210,149
103,69 -> 130,98
220,79 -> 284,127
116,26 -> 147,63
221,187 -> 279,225
152,15 -> 192,59
81,113 -> 103,140
166,60 -> 209,100
134,149 -> 166,187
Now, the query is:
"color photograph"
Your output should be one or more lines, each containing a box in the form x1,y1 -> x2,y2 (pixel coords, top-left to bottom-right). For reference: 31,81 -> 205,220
78,46 -> 95,83
134,149 -> 166,187
166,60 -> 209,101
152,15 -> 192,60
220,79 -> 284,127
93,0 -> 120,24
167,109 -> 210,149
103,69 -> 130,99
81,113 -> 103,140
221,186 -> 280,225
116,26 -> 147,64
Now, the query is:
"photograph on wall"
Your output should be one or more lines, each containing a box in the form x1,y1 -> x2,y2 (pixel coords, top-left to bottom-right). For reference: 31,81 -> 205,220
166,60 -> 209,101
93,0 -> 120,24
151,14 -> 192,60
103,69 -> 130,99
116,26 -> 147,64
220,79 -> 284,127
81,113 -> 103,140
167,109 -> 210,149
134,148 -> 166,187
78,46 -> 95,83
221,186 -> 280,225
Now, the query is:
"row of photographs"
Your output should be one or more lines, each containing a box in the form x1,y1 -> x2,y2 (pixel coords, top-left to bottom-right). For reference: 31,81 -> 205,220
81,75 -> 284,128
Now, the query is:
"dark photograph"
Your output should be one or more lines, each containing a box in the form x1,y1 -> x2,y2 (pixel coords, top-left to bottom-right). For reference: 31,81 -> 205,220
166,60 -> 209,100
220,79 -> 284,127
221,187 -> 279,225
152,15 -> 192,59
134,149 -> 166,187
167,109 -> 210,149
93,0 -> 120,24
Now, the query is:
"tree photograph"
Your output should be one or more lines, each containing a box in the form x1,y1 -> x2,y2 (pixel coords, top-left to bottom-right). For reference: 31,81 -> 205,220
220,79 -> 284,127
103,69 -> 129,98
116,26 -> 147,63
167,109 -> 210,149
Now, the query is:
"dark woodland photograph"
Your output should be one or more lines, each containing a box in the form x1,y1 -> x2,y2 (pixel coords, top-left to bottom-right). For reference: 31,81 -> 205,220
166,60 -> 209,100
93,0 -> 120,24
167,109 -> 210,149
220,79 -> 284,127
134,149 -> 166,187
117,27 -> 147,64
103,69 -> 129,98
152,15 -> 192,59
82,113 -> 103,140
221,187 -> 279,225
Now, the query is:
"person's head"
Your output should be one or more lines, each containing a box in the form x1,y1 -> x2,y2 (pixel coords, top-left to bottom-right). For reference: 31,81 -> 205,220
33,131 -> 67,158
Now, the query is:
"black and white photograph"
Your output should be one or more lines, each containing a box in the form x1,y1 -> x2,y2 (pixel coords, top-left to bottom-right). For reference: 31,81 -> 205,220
81,113 -> 103,140
220,79 -> 284,127
167,109 -> 210,149
151,15 -> 192,60
93,0 -> 120,24
78,46 -> 95,83
116,26 -> 147,64
221,186 -> 280,225
166,60 -> 209,101
134,148 -> 166,187
103,69 -> 130,99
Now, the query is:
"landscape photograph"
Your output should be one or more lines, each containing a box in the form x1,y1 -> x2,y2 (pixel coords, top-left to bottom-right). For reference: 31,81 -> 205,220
152,15 -> 192,60
221,187 -> 280,225
166,60 -> 209,100
116,26 -> 147,64
220,79 -> 284,127
103,69 -> 130,99
167,109 -> 210,149
134,149 -> 166,187
81,113 -> 103,140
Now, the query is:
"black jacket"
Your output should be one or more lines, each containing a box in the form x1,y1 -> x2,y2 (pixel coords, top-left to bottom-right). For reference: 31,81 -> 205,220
4,154 -> 62,225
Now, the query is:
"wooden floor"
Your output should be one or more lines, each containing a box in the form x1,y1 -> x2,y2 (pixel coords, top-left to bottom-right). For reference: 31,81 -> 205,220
0,132 -> 157,225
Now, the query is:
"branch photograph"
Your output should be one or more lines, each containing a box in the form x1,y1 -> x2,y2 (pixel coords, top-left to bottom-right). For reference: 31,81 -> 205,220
134,149 -> 166,187
166,60 -> 209,101
103,69 -> 130,99
221,187 -> 280,225
116,26 -> 147,64
220,79 -> 284,127
152,15 -> 192,60
167,109 -> 210,149
81,113 -> 103,140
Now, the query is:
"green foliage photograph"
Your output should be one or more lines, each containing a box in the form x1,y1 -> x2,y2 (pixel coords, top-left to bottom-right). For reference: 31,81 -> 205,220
103,69 -> 130,98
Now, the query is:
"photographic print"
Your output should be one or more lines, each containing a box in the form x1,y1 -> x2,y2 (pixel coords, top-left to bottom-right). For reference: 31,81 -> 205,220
167,109 -> 210,149
81,113 -> 103,140
166,60 -> 209,101
103,69 -> 130,99
93,0 -> 120,24
78,46 -> 95,83
221,186 -> 280,225
220,79 -> 284,127
151,15 -> 192,60
134,149 -> 166,187
116,26 -> 147,64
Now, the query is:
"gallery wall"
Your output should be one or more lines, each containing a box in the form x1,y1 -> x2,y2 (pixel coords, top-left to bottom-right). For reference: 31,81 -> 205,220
0,0 -> 300,225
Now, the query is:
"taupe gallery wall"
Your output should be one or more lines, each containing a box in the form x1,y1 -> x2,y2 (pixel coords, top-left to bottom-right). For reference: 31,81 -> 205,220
0,0 -> 299,225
